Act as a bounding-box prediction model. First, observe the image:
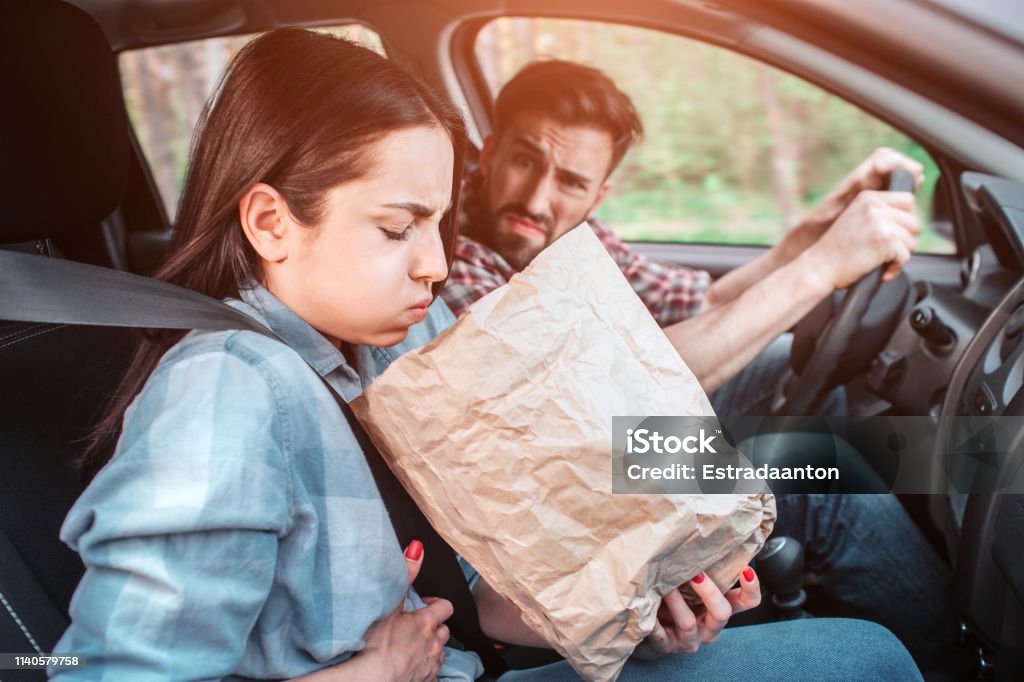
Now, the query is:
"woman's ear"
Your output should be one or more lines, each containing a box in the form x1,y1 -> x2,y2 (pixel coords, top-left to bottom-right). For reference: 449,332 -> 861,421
239,183 -> 291,262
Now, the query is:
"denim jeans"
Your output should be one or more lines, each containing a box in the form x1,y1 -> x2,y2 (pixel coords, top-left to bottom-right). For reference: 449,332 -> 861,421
708,334 -> 964,673
770,492 -> 962,673
709,333 -> 846,417
499,618 -> 921,681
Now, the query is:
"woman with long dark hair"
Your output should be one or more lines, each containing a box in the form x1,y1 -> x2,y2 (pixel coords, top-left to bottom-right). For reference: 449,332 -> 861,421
51,27 -> 921,682
54,28 -> 473,681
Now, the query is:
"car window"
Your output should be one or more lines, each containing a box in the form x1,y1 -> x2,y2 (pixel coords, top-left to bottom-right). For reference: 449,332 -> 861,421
475,18 -> 951,254
119,25 -> 385,221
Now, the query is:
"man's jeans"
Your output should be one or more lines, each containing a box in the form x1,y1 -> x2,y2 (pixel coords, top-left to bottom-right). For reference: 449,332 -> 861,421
709,333 -> 845,417
770,492 -> 961,671
708,334 -> 962,671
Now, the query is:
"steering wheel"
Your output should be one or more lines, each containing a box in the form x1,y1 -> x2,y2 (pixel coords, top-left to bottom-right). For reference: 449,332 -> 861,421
771,169 -> 917,416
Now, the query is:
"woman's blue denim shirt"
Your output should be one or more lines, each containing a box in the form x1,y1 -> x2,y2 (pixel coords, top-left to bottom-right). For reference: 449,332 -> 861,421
51,284 -> 482,681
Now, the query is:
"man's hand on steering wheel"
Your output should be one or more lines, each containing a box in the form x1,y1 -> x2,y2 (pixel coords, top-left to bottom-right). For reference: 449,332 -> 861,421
804,188 -> 921,289
772,169 -> 920,415
781,147 -> 924,260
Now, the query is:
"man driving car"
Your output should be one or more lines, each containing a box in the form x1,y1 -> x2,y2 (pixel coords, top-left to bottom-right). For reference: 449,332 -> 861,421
439,60 -> 965,674
441,59 -> 923,416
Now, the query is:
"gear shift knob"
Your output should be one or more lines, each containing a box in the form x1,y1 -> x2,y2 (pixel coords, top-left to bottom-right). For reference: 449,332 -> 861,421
756,536 -> 808,617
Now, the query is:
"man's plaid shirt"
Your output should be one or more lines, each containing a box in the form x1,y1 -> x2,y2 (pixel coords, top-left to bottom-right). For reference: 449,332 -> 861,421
442,172 -> 712,326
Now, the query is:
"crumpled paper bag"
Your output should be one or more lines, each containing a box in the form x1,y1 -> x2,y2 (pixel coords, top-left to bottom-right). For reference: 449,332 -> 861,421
351,224 -> 775,681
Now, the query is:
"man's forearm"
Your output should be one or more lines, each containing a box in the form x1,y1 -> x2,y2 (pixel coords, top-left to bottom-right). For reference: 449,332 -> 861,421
701,241 -> 795,313
701,215 -> 842,313
666,250 -> 833,393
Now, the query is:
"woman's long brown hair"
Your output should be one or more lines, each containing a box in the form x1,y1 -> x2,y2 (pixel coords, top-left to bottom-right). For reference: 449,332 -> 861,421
82,29 -> 467,482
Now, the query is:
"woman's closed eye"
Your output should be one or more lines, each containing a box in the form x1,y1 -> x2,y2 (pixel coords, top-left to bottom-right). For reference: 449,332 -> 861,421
380,224 -> 414,241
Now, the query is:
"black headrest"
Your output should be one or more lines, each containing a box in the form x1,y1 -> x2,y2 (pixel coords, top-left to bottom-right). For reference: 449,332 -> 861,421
0,0 -> 129,243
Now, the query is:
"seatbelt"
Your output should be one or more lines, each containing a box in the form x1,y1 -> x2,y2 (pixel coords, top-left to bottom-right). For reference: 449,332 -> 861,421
0,249 -> 270,334
340,395 -> 505,676
0,249 -> 507,677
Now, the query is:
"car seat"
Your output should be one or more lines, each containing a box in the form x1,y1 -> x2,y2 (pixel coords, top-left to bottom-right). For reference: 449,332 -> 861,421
0,1 -> 138,674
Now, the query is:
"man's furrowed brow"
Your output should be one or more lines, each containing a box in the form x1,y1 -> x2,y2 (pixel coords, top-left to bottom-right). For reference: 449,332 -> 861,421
512,137 -> 594,186
559,168 -> 593,187
512,136 -> 545,156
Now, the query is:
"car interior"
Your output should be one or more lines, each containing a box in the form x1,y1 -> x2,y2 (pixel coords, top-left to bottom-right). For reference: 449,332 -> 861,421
2,1 -> 1022,680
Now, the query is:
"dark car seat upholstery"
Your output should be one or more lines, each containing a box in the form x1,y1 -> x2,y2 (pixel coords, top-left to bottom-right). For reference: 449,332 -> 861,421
2,1 -> 129,242
0,0 -> 137,664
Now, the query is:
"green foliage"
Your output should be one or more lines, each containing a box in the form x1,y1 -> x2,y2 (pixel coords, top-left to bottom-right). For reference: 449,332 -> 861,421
478,18 -> 953,254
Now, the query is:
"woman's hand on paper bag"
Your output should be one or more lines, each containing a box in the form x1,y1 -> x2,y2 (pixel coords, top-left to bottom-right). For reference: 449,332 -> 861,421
634,566 -> 761,660
354,540 -> 454,681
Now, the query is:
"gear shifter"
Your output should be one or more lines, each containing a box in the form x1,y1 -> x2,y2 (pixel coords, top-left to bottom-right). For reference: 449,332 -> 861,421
755,536 -> 809,619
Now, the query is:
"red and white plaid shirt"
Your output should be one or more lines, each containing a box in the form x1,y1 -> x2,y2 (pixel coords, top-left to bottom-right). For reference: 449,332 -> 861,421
442,217 -> 711,326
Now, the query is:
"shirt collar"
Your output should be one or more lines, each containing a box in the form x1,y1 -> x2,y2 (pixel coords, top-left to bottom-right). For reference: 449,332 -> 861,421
232,283 -> 363,397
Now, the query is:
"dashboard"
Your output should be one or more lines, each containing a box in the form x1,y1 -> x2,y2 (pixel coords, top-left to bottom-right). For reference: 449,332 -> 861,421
868,173 -> 1024,419
868,172 -> 1024,653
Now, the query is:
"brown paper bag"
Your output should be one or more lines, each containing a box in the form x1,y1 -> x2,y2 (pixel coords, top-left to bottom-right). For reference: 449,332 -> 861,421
351,224 -> 775,681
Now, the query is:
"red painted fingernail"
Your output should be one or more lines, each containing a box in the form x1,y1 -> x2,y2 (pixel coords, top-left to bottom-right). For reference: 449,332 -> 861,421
692,572 -> 705,584
405,540 -> 423,561
743,567 -> 755,583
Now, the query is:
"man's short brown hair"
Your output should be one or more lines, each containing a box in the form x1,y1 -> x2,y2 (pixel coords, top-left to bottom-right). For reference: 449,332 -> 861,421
493,59 -> 643,173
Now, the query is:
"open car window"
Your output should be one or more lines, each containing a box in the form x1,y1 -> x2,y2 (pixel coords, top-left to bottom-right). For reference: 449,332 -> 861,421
119,25 -> 385,221
475,17 -> 953,254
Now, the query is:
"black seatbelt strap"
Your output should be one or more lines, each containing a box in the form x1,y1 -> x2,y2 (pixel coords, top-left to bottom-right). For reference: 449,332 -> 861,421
0,249 -> 269,334
0,250 -> 506,676
337,396 -> 506,676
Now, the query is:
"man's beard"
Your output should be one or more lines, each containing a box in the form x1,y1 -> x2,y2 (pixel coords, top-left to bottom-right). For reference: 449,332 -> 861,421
489,223 -> 546,271
479,203 -> 555,271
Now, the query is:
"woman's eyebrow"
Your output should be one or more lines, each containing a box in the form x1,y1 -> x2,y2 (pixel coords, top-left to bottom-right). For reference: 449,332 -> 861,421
383,200 -> 452,217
